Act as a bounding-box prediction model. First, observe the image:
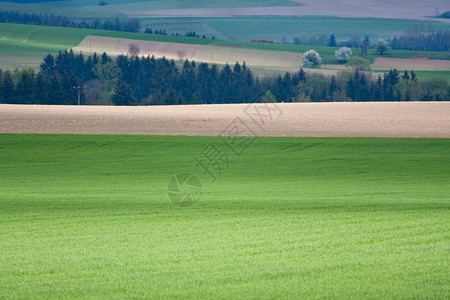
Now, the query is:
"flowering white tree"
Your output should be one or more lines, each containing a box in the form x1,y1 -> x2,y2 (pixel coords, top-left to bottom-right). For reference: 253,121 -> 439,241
302,50 -> 322,68
376,39 -> 390,56
335,47 -> 352,62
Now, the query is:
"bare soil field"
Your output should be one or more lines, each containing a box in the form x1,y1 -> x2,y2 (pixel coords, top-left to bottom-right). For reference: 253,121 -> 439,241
74,36 -> 204,61
123,0 -> 450,22
1,103 -> 449,138
372,57 -> 450,71
74,36 -> 303,72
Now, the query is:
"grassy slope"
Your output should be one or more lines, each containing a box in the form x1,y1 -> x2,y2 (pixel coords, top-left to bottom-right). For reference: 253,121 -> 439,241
0,23 -> 217,53
0,134 -> 449,298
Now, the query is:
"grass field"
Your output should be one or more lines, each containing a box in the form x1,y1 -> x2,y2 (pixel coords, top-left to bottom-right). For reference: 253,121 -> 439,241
0,133 -> 449,298
140,16 -> 450,43
373,70 -> 450,82
413,71 -> 450,82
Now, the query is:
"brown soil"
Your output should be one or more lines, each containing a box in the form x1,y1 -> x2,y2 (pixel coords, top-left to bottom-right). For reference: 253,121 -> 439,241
372,57 -> 450,71
73,36 -> 304,73
1,103 -> 449,138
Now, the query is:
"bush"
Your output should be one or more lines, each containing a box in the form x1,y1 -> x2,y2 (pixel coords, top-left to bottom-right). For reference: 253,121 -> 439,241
346,56 -> 371,71
302,50 -> 322,68
335,47 -> 352,62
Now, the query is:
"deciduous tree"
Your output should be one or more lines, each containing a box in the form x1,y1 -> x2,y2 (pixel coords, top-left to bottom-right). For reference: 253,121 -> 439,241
376,39 -> 390,56
302,50 -> 322,68
335,47 -> 352,62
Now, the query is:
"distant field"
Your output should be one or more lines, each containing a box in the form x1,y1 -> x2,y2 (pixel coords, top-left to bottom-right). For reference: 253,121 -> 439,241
74,35 -> 304,74
372,57 -> 450,72
1,23 -> 449,78
0,0 -> 301,18
0,23 -> 90,53
413,71 -> 450,82
123,0 -> 450,22
140,16 -> 450,43
367,70 -> 450,82
0,134 -> 449,298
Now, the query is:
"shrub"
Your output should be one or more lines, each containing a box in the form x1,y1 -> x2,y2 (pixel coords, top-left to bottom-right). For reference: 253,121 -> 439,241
346,56 -> 371,71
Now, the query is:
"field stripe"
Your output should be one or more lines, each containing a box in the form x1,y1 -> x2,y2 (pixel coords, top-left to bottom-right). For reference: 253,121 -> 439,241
73,35 -> 304,72
1,102 -> 449,138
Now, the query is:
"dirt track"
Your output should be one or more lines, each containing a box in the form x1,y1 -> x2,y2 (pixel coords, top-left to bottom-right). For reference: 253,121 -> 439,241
1,103 -> 449,138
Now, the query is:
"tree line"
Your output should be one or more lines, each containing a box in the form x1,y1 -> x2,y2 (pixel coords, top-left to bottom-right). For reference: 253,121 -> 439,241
144,28 -> 215,40
0,51 -> 260,105
0,51 -> 449,105
271,69 -> 449,102
294,28 -> 450,53
0,10 -> 140,32
390,30 -> 450,52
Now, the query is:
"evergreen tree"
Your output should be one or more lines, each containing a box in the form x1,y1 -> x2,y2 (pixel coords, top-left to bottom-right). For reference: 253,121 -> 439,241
16,71 -> 36,104
101,52 -> 110,64
112,81 -> 137,105
40,54 -> 55,75
402,70 -> 410,81
346,78 -> 355,100
328,34 -> 337,47
373,75 -> 383,101
35,73 -> 50,104
0,71 -> 14,103
233,62 -> 241,73
411,70 -> 417,82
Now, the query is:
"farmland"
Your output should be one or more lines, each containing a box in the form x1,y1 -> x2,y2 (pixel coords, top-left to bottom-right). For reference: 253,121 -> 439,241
2,103 -> 450,138
0,0 -> 301,18
138,16 -> 450,42
74,36 -> 304,74
0,133 -> 449,298
1,22 -> 449,79
0,0 -> 450,297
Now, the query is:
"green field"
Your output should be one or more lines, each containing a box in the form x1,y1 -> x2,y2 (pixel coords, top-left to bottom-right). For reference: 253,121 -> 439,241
374,70 -> 450,82
0,0 -> 300,17
0,23 -> 217,54
141,16 -> 450,43
413,71 -> 450,82
0,133 -> 449,298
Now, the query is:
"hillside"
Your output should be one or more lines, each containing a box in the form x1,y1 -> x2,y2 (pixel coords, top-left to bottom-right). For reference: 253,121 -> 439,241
1,22 -> 450,81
